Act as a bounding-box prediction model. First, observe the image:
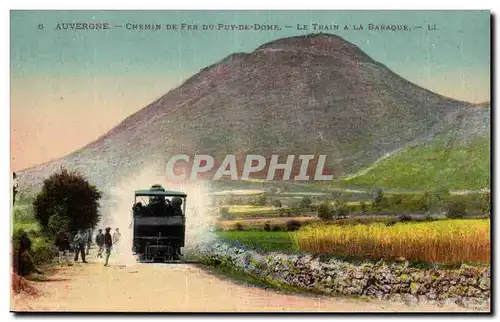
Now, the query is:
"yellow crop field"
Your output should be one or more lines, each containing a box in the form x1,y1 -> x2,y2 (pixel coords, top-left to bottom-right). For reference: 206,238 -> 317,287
294,219 -> 490,265
227,205 -> 278,214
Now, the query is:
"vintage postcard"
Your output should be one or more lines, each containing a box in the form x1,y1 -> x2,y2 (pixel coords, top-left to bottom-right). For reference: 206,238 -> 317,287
10,10 -> 491,313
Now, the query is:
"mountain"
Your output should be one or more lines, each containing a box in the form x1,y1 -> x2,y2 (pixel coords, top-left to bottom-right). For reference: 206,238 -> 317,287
17,33 -> 486,193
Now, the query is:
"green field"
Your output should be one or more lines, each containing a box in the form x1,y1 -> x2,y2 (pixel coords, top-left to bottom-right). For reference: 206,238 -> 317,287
344,136 -> 490,190
217,231 -> 297,252
226,205 -> 279,215
12,204 -> 39,233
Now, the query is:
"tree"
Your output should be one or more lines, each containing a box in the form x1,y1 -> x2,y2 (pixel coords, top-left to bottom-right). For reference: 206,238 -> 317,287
392,194 -> 403,206
252,192 -> 268,206
318,202 -> 333,220
267,186 -> 278,194
234,222 -> 244,231
289,202 -> 303,216
480,192 -> 491,213
360,201 -> 367,215
372,188 -> 390,210
333,200 -> 349,218
373,188 -> 384,210
300,196 -> 312,209
430,186 -> 450,211
444,199 -> 467,219
272,199 -> 283,208
33,168 -> 102,233
286,219 -> 302,231
47,213 -> 70,237
419,192 -> 431,212
219,207 -> 232,219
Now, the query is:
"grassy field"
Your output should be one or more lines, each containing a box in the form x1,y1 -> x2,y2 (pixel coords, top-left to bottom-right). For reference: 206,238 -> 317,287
295,219 -> 490,265
225,205 -> 279,215
12,204 -> 39,233
217,231 -> 297,252
343,137 -> 490,190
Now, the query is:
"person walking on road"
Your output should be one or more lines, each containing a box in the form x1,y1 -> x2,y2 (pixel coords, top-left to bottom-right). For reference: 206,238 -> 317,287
104,227 -> 113,266
73,230 -> 87,263
95,229 -> 105,258
112,228 -> 121,253
86,229 -> 92,255
112,228 -> 122,265
54,229 -> 72,266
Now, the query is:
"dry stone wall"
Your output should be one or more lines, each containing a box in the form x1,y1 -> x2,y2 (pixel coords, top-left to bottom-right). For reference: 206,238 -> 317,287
196,241 -> 490,310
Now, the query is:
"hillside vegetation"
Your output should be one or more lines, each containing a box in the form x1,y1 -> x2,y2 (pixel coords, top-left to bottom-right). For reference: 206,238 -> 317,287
343,136 -> 490,190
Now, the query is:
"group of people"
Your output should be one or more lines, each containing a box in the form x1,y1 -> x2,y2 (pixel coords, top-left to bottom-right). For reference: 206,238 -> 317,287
94,227 -> 121,266
54,227 -> 121,267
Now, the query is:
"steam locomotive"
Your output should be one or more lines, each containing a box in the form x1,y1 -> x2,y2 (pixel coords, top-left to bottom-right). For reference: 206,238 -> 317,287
132,184 -> 187,262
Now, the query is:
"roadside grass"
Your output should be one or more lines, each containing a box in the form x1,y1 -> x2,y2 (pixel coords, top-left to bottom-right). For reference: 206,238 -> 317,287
12,202 -> 56,272
217,231 -> 298,252
12,203 -> 39,233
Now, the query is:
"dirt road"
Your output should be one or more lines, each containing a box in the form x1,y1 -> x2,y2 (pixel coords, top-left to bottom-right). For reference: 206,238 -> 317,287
11,257 -> 482,313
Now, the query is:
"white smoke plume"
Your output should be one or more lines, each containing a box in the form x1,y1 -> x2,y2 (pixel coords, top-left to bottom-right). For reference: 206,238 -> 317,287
97,166 -> 217,266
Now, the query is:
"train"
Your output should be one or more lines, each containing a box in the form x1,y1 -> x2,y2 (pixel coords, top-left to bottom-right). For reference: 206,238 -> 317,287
131,184 -> 187,262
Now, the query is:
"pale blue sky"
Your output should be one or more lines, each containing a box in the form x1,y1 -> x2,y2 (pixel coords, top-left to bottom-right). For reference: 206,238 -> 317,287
11,11 -> 490,80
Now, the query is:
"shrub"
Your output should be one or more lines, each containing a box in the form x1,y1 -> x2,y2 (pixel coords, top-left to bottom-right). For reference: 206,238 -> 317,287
398,214 -> 413,222
360,201 -> 367,214
278,208 -> 291,217
300,196 -> 312,209
271,225 -> 283,232
219,207 -> 233,219
372,188 -> 384,210
272,200 -> 282,208
263,222 -> 271,232
385,218 -> 398,226
33,168 -> 102,232
444,199 -> 467,219
234,222 -> 245,231
251,192 -> 268,206
333,200 -> 349,218
30,237 -> 57,265
424,214 -> 435,222
289,204 -> 302,217
12,229 -> 36,276
428,186 -> 451,211
420,192 -> 431,211
481,192 -> 491,213
393,194 -> 403,205
308,204 -> 318,213
286,219 -> 302,231
13,206 -> 35,223
317,203 -> 332,220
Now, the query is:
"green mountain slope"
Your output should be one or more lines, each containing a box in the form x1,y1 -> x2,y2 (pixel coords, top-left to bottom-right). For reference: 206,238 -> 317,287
343,135 -> 490,191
